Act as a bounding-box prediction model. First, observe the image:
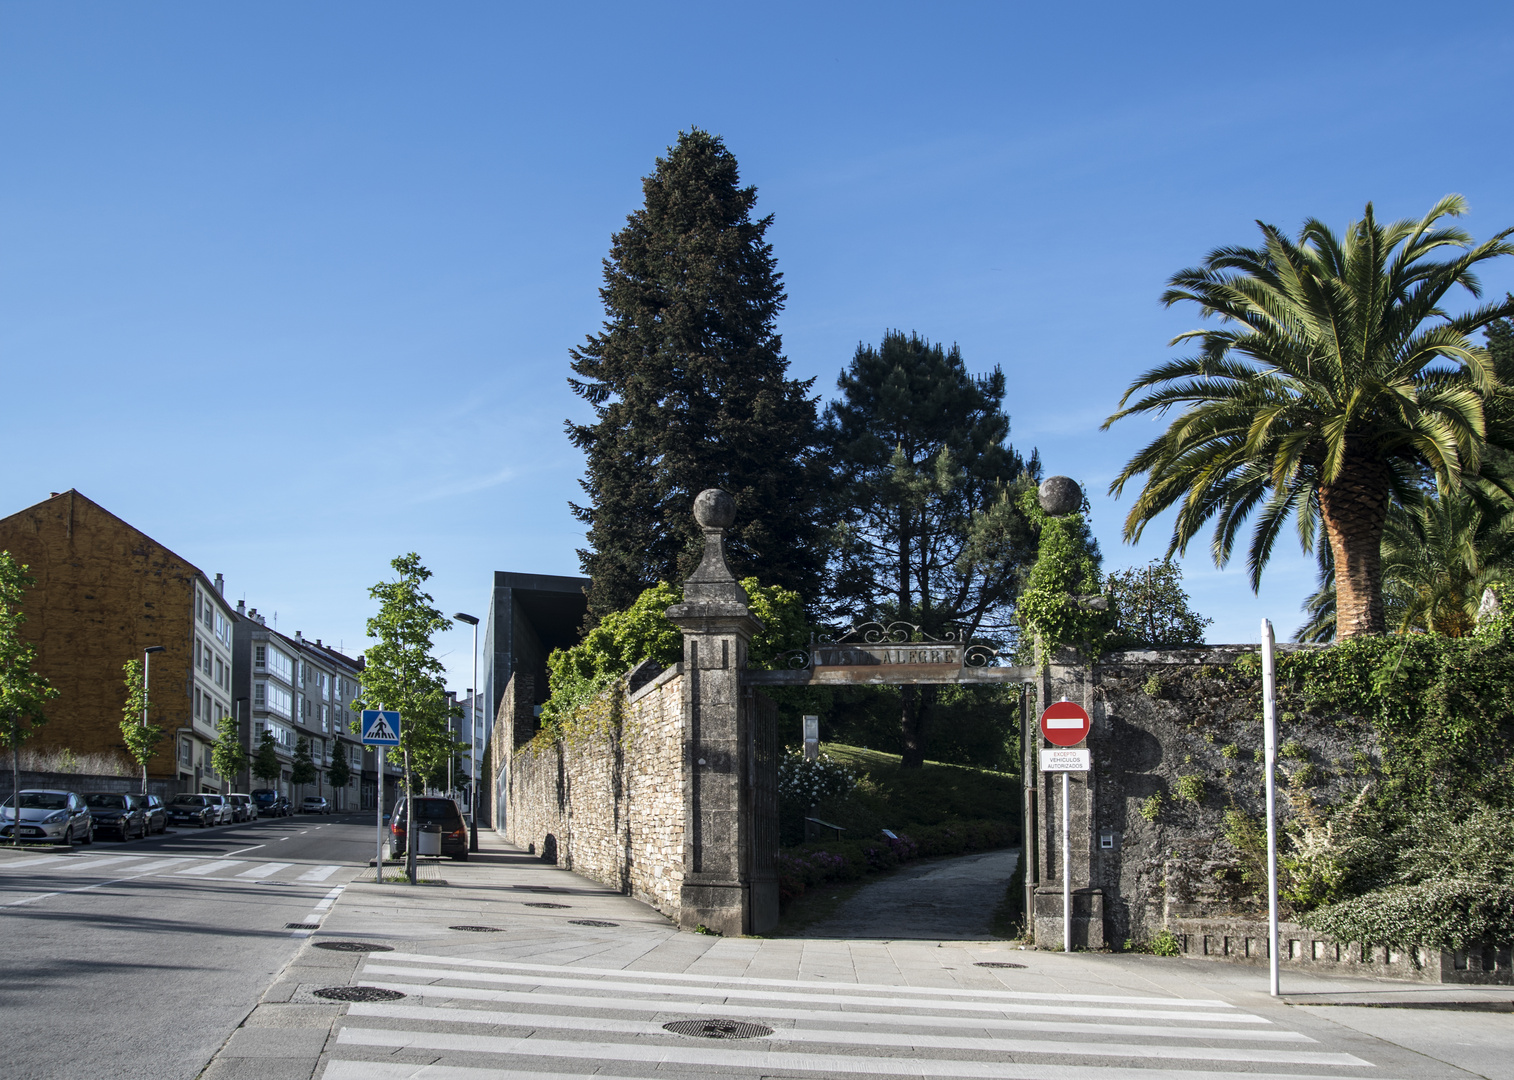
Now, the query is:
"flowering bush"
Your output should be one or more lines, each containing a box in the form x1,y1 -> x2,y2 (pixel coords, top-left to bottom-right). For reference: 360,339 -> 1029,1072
778,749 -> 857,807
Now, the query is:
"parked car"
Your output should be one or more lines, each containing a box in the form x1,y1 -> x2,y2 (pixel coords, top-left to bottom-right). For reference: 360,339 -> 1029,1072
132,793 -> 167,835
300,796 -> 330,815
226,794 -> 254,822
166,794 -> 217,828
251,789 -> 291,817
0,790 -> 93,846
201,793 -> 233,825
388,796 -> 469,861
83,792 -> 147,840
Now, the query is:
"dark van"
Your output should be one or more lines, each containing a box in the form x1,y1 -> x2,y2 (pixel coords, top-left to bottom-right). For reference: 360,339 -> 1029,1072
388,796 -> 469,861
251,789 -> 290,817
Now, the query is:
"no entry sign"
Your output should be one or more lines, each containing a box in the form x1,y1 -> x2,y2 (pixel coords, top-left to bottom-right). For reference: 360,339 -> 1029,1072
1039,700 -> 1091,747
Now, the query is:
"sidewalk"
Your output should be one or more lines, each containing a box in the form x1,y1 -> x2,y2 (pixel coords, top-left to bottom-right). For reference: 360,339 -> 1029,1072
201,831 -> 1514,1080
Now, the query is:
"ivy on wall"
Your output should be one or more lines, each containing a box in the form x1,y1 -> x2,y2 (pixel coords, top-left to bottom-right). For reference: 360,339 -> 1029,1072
1013,487 -> 1113,662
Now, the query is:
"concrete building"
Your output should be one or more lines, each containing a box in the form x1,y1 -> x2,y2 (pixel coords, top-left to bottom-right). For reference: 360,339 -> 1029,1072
0,490 -> 239,791
231,609 -> 370,807
480,571 -> 588,734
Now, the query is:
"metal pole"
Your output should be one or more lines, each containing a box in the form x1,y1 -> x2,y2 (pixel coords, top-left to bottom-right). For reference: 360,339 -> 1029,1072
1021,683 -> 1036,937
1262,618 -> 1280,997
375,747 -> 383,884
1062,769 -> 1072,954
404,748 -> 417,885
471,617 -> 479,848
142,649 -> 153,796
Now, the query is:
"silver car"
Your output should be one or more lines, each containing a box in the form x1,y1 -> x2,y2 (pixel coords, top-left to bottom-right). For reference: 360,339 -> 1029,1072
201,793 -> 232,825
0,789 -> 94,846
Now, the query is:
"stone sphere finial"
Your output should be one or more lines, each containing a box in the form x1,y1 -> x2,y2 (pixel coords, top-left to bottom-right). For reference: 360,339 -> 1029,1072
1037,476 -> 1083,517
693,488 -> 736,530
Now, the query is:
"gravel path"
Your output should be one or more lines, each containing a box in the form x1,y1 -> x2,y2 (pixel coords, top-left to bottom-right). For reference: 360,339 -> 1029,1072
798,846 -> 1019,939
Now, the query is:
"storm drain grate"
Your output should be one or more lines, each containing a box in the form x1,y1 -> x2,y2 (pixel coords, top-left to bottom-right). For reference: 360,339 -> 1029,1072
313,942 -> 394,953
569,919 -> 619,927
286,923 -> 321,930
663,1019 -> 773,1040
974,961 -> 1026,969
314,986 -> 406,1002
524,902 -> 570,909
450,925 -> 504,932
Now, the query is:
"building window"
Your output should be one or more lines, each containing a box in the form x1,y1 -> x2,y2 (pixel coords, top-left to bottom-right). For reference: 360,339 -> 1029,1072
254,682 -> 266,707
267,648 -> 293,683
214,611 -> 230,646
255,645 -> 266,668
265,683 -> 292,718
215,658 -> 224,686
180,737 -> 193,767
202,646 -> 213,676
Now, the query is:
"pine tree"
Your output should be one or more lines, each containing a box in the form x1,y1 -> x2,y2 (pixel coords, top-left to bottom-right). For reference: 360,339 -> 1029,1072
823,331 -> 1039,767
568,129 -> 825,620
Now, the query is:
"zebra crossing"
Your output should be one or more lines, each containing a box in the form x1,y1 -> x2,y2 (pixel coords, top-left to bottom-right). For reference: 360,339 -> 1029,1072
0,851 -> 348,894
318,951 -> 1393,1080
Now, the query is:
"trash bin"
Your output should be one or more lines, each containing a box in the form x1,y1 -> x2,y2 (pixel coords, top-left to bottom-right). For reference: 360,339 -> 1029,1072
417,823 -> 442,857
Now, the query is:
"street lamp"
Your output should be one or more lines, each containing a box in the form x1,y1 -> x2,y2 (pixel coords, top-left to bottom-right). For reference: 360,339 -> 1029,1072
142,646 -> 165,796
453,612 -> 480,852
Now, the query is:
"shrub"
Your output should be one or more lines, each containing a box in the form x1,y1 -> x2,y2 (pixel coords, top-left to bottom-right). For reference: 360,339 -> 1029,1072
1300,881 -> 1514,951
1175,774 -> 1204,805
1138,793 -> 1164,822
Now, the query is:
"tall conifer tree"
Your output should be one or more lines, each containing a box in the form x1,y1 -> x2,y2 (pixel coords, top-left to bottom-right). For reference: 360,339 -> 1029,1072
568,129 -> 824,620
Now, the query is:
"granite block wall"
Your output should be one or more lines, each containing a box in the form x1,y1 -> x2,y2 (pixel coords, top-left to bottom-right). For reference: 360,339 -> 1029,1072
500,666 -> 687,920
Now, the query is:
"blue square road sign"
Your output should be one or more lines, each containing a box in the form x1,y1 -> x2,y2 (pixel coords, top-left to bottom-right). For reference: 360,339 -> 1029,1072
360,710 -> 401,745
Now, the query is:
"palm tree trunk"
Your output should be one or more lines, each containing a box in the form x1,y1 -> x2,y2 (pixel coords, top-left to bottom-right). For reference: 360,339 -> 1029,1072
1319,456 -> 1390,640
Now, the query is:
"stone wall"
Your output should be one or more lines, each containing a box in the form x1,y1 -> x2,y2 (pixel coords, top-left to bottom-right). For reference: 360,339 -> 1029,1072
1,769 -> 182,801
499,666 -> 687,919
1032,644 -> 1384,953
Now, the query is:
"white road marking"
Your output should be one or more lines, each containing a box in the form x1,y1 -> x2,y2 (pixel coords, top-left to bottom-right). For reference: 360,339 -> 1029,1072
345,1003 -> 1362,1066
236,862 -> 292,879
335,1029 -> 1381,1078
375,951 -> 1240,1008
221,844 -> 266,857
324,1063 -> 1392,1080
290,883 -> 346,937
176,860 -> 242,876
297,864 -> 340,882
355,981 -> 1314,1043
358,963 -> 1258,1025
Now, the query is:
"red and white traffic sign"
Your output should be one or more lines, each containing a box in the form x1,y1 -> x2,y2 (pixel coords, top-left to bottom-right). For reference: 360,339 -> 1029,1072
1039,700 -> 1091,747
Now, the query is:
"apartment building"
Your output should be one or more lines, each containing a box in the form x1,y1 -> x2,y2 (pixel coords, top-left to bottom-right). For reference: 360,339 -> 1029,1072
231,610 -> 370,807
0,490 -> 239,791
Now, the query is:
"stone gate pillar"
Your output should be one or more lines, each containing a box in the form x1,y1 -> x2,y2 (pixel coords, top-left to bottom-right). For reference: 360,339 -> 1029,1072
665,489 -> 768,936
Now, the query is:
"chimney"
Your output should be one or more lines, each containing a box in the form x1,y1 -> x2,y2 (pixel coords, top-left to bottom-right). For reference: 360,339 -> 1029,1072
316,639 -> 322,646
214,573 -> 225,596
295,630 -> 303,642
237,600 -> 246,616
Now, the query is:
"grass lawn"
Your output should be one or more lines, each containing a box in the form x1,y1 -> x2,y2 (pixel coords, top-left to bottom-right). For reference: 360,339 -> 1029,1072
815,742 -> 1020,832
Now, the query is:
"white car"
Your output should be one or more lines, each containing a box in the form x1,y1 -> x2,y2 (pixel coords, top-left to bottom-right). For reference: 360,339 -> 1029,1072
202,793 -> 233,825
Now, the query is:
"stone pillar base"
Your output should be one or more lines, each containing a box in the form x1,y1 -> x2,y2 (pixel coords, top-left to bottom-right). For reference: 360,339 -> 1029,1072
679,880 -> 748,937
1034,886 -> 1105,950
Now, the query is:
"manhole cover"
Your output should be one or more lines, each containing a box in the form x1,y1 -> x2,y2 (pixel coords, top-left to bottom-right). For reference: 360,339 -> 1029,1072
524,902 -> 570,909
974,961 -> 1026,969
312,942 -> 394,953
286,923 -> 321,930
450,925 -> 504,932
313,986 -> 406,1002
569,919 -> 619,927
663,1019 -> 773,1040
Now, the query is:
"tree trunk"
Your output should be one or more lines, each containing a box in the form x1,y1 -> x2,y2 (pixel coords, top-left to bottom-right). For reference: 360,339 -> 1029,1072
1319,454 -> 1390,640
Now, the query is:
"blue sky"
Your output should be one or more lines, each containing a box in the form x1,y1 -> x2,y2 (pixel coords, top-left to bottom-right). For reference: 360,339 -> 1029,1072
4,2 -> 1514,691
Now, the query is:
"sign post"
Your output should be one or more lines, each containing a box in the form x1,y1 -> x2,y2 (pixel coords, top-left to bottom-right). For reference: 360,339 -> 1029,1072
1039,699 -> 1091,954
361,710 -> 401,884
1261,621 -> 1280,997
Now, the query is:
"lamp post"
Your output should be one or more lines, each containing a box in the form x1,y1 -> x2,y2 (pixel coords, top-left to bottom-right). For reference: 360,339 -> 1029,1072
453,612 -> 480,852
142,646 -> 165,795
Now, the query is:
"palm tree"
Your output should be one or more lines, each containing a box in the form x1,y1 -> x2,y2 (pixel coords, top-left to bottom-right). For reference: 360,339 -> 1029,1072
1104,196 -> 1514,639
1296,485 -> 1514,641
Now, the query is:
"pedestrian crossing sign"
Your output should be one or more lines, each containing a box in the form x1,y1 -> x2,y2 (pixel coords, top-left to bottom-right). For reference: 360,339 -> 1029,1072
360,710 -> 401,745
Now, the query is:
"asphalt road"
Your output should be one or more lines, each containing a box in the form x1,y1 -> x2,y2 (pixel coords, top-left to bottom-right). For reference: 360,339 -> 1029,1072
0,811 -> 378,1080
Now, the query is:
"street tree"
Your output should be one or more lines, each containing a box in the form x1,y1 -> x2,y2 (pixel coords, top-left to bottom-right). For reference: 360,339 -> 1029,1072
290,735 -> 317,788
568,129 -> 825,621
210,713 -> 249,788
1105,560 -> 1213,648
0,552 -> 59,843
356,552 -> 457,882
326,740 -> 351,808
251,729 -> 281,788
822,330 -> 1039,767
120,659 -> 167,796
1106,197 -> 1514,639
